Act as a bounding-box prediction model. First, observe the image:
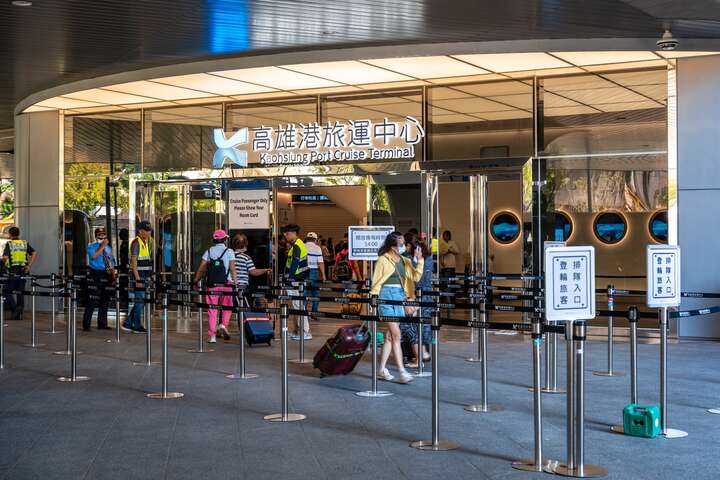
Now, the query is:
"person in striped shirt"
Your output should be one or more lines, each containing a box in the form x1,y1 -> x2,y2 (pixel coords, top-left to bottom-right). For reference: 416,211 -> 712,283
231,233 -> 271,292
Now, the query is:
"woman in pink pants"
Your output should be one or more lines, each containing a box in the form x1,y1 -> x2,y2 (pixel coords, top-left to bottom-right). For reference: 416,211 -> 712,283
193,230 -> 237,343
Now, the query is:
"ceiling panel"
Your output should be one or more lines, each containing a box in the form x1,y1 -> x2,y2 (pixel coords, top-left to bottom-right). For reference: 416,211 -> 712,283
629,84 -> 667,100
479,110 -> 533,120
363,56 -> 489,78
452,52 -> 571,72
214,67 -> 341,90
559,86 -> 649,104
65,88 -> 158,104
595,100 -> 663,112
544,105 -> 599,116
154,73 -> 276,95
106,81 -> 212,100
284,61 -> 412,85
430,113 -> 481,124
552,51 -> 659,65
430,97 -> 516,113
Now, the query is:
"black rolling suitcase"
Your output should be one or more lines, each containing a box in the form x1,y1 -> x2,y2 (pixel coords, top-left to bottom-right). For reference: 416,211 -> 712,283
238,294 -> 274,346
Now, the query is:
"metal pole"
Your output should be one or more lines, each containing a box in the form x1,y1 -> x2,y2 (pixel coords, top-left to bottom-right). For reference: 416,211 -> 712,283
513,319 -> 557,472
411,309 -> 459,451
44,274 -> 62,334
227,294 -> 258,380
188,280 -> 212,353
465,317 -> 503,412
54,279 -> 73,355
594,285 -> 623,377
147,293 -> 183,399
58,285 -> 89,382
265,303 -> 305,422
134,279 -> 159,366
659,307 -> 687,438
293,282 -> 310,364
612,306 -> 639,434
0,296 -> 5,369
541,322 -> 564,394
566,321 -> 576,471
24,278 -> 44,348
106,279 -> 122,344
466,284 -> 482,363
415,286 -> 430,377
357,295 -> 392,397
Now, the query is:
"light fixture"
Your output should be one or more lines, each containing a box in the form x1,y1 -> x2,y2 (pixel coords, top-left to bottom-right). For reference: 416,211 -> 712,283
11,1 -> 32,6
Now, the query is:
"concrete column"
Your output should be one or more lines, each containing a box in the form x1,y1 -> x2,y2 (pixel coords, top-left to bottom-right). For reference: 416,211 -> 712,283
14,111 -> 61,309
676,56 -> 720,338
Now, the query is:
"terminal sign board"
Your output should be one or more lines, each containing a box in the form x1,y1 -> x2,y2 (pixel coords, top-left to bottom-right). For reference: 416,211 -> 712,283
646,245 -> 681,308
228,189 -> 270,230
545,245 -> 596,321
348,226 -> 395,261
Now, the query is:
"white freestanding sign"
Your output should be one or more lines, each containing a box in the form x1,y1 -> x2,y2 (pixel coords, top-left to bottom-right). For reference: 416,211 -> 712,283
545,245 -> 596,321
348,226 -> 395,261
228,190 -> 270,230
646,245 -> 681,308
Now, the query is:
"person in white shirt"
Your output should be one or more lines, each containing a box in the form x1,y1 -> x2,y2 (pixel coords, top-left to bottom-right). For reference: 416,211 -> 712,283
439,230 -> 460,278
304,232 -> 325,313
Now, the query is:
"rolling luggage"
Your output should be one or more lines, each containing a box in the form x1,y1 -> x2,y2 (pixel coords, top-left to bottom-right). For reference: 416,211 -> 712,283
244,313 -> 274,346
313,324 -> 369,376
622,404 -> 661,438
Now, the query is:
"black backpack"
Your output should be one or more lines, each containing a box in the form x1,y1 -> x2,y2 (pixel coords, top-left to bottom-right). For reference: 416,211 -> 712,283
206,247 -> 230,286
334,252 -> 352,281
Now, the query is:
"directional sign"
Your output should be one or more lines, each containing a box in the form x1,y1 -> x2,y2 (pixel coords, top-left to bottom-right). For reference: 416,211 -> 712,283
348,226 -> 395,261
545,245 -> 596,321
646,245 -> 681,308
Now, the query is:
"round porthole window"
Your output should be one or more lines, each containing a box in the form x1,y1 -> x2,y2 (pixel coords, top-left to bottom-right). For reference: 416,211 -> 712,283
593,212 -> 627,245
490,212 -> 521,244
552,211 -> 573,242
649,210 -> 668,243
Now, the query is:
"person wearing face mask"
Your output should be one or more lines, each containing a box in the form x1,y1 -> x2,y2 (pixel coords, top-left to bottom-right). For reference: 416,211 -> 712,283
370,231 -> 424,384
83,227 -> 115,331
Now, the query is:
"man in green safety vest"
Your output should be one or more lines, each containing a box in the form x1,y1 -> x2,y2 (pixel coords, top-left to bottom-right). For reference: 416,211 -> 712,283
2,226 -> 38,319
282,224 -> 310,340
122,220 -> 152,333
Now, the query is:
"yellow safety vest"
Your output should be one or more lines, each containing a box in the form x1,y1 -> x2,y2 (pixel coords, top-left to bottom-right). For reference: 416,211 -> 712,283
7,239 -> 28,268
431,238 -> 438,255
285,238 -> 309,279
132,236 -> 153,271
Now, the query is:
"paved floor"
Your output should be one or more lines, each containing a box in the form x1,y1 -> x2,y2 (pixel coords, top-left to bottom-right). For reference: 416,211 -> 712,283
0,312 -> 719,480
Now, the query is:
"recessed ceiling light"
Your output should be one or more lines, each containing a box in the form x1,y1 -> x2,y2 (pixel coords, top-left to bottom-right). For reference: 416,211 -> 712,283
12,1 -> 33,6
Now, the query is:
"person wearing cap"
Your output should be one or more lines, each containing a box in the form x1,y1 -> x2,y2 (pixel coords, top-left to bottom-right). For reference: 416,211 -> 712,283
2,226 -> 38,320
82,227 -> 115,331
123,220 -> 152,333
193,229 -> 237,343
281,224 -> 310,340
305,232 -> 325,313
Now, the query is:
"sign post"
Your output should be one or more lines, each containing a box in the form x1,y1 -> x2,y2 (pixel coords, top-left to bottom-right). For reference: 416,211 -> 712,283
348,226 -> 395,261
646,245 -> 687,439
545,246 -> 605,478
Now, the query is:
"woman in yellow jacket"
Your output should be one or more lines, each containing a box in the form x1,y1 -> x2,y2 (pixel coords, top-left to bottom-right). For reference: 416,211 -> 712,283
370,232 -> 424,384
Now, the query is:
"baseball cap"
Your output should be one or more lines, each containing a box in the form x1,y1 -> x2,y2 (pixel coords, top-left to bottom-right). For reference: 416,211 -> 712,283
94,227 -> 106,237
306,232 -> 318,240
137,221 -> 152,232
213,229 -> 228,240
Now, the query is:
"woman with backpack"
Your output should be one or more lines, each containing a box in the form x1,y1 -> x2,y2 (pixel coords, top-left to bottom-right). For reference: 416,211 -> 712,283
193,230 -> 237,343
370,231 -> 424,384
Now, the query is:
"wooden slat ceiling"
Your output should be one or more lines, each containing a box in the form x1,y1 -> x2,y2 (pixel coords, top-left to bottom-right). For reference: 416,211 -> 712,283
4,0 -> 720,129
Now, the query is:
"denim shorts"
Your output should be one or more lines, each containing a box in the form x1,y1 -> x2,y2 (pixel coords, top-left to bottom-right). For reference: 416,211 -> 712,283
378,285 -> 405,317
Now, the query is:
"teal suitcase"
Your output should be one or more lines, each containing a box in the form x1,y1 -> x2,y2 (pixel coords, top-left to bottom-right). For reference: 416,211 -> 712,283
622,404 -> 661,438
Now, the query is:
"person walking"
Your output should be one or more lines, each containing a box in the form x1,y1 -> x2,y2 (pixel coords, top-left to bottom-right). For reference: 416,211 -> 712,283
371,231 -> 424,384
305,232 -> 325,312
2,226 -> 38,319
122,221 -> 152,333
401,236 -> 433,367
82,227 -> 114,331
232,233 -> 271,295
194,230 -> 237,343
281,224 -> 310,340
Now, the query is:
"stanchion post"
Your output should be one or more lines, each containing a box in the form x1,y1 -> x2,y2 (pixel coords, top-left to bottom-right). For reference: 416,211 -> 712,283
54,279 -> 73,355
356,295 -> 392,398
57,285 -> 89,383
659,307 -> 687,438
147,293 -> 183,399
466,283 -> 482,363
593,285 -> 623,377
134,279 -> 159,366
0,296 -> 5,369
188,280 -> 212,353
411,309 -> 458,451
513,318 -> 558,472
45,273 -> 62,334
292,282 -> 311,364
227,292 -> 258,380
265,303 -> 305,422
465,311 -> 503,413
611,306 -> 639,433
414,286 -> 430,377
114,283 -> 121,342
24,278 -> 44,348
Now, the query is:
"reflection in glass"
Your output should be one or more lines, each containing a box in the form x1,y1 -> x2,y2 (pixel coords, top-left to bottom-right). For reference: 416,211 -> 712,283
649,210 -> 668,243
593,211 -> 627,244
491,212 -> 520,244
553,211 -> 573,241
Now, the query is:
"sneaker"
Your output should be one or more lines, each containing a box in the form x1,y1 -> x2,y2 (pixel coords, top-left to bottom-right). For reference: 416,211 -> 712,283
208,335 -> 217,344
121,324 -> 133,332
406,361 -> 419,369
303,333 -> 312,340
397,371 -> 414,384
134,326 -> 148,333
218,325 -> 231,340
289,333 -> 300,341
378,368 -> 394,381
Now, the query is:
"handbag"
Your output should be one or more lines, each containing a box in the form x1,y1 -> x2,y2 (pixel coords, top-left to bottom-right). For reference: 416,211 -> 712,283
392,257 -> 418,317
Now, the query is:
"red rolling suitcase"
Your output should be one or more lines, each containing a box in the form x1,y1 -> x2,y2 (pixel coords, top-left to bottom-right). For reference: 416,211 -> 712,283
313,324 -> 370,376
